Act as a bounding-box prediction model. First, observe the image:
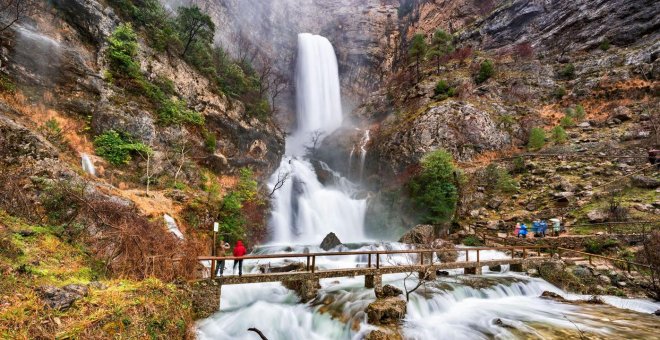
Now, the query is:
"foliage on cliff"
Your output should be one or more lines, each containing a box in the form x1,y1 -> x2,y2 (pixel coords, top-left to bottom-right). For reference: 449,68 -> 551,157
408,150 -> 460,224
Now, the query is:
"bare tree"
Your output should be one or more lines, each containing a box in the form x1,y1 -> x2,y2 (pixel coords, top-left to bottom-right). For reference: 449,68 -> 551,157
268,170 -> 291,198
165,141 -> 191,186
232,31 -> 258,65
0,0 -> 37,33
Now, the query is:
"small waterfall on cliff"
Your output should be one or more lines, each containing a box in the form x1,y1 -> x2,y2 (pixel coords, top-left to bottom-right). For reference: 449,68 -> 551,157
358,129 -> 370,181
163,214 -> 184,240
268,33 -> 367,244
81,154 -> 96,176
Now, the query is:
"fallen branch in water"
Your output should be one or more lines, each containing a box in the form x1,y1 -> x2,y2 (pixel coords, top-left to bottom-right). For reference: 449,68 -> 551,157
248,328 -> 269,340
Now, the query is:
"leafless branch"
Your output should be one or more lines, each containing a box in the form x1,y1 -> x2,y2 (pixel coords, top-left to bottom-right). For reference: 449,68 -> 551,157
247,328 -> 269,340
268,170 -> 290,198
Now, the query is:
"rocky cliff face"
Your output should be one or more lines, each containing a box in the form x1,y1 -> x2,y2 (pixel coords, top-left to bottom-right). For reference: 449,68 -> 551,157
189,0 -> 400,124
1,0 -> 284,182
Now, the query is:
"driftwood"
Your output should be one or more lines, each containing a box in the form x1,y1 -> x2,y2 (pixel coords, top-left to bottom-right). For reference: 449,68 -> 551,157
248,328 -> 269,340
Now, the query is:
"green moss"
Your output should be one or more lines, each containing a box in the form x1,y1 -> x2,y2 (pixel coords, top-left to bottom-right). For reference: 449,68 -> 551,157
94,130 -> 152,165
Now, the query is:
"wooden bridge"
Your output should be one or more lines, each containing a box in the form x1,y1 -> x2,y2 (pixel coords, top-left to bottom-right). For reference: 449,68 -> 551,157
196,246 -> 551,305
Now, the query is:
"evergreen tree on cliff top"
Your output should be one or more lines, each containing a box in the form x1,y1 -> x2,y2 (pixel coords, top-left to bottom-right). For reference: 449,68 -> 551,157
176,6 -> 215,57
408,33 -> 428,83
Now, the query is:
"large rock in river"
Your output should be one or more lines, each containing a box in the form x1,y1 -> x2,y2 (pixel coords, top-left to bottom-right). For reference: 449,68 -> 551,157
320,232 -> 342,251
366,297 -> 407,325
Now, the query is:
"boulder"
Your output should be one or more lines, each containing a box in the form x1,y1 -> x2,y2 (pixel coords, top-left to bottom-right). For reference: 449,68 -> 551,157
573,266 -> 593,279
598,275 -> 612,285
320,232 -> 342,251
540,291 -> 566,301
553,192 -> 574,203
654,309 -> 660,316
365,330 -> 401,340
587,210 -> 608,223
631,175 -> 660,189
489,264 -> 502,272
37,284 -> 89,311
487,198 -> 503,210
431,239 -> 459,262
398,225 -> 434,244
376,285 -> 403,299
366,297 -> 407,325
612,106 -> 632,122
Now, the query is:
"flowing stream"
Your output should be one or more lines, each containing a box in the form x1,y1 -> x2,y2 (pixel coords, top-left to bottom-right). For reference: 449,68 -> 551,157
196,34 -> 660,339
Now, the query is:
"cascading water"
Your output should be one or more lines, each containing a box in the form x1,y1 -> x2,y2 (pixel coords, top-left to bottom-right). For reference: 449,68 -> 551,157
358,129 -> 370,181
196,33 -> 660,340
81,154 -> 96,176
268,33 -> 367,244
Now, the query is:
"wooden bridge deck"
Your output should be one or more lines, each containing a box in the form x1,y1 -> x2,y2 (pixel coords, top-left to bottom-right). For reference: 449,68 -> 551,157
198,246 -> 551,285
213,258 -> 537,285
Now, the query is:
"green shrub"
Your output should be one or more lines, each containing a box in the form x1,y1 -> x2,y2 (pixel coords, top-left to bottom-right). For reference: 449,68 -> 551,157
217,167 -> 260,245
599,39 -> 610,51
559,116 -> 575,127
527,127 -> 546,150
462,235 -> 484,246
475,59 -> 495,84
157,99 -> 204,126
0,73 -> 16,93
434,80 -> 456,100
574,104 -> 586,120
408,150 -> 460,224
94,130 -> 152,165
551,125 -> 568,143
41,118 -> 63,143
560,63 -> 575,79
553,86 -> 566,99
584,238 -> 619,254
485,164 -> 519,193
512,156 -> 526,174
203,130 -> 217,153
107,23 -> 140,77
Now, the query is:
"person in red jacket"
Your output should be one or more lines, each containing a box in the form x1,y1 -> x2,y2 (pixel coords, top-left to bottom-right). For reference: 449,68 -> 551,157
232,240 -> 247,276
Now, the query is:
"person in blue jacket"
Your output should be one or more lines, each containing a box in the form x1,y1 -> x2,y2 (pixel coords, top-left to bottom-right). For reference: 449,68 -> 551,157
518,223 -> 528,238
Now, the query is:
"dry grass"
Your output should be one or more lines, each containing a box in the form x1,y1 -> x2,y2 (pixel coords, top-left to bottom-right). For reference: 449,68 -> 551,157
0,211 -> 196,339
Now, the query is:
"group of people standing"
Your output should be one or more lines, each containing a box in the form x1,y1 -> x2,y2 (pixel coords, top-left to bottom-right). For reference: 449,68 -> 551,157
215,240 -> 247,277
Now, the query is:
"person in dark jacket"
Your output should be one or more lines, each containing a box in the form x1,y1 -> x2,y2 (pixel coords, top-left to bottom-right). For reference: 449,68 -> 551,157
233,240 -> 247,276
215,240 -> 230,277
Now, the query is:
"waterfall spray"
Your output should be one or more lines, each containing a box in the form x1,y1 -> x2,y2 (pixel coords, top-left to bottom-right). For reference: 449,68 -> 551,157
268,34 -> 367,244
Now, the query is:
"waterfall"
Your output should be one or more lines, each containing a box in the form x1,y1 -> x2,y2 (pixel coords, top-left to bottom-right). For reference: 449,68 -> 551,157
163,214 -> 184,240
268,33 -> 367,244
81,154 -> 96,176
358,129 -> 370,181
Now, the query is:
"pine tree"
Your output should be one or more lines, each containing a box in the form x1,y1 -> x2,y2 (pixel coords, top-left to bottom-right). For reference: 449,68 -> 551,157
408,33 -> 428,83
427,29 -> 454,74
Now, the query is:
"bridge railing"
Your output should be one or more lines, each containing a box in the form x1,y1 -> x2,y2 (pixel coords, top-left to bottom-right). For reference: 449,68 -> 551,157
197,245 -> 547,279
556,247 -> 652,273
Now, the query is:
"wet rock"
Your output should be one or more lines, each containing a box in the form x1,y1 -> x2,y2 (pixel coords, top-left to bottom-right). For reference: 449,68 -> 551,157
586,295 -> 604,304
320,232 -> 342,251
376,285 -> 403,299
631,175 -> 660,189
489,264 -> 502,272
364,329 -> 401,340
259,261 -> 305,273
540,291 -> 566,301
37,284 -> 89,311
366,297 -> 407,325
436,270 -> 450,276
654,309 -> 660,316
587,210 -> 608,223
398,225 -> 434,244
